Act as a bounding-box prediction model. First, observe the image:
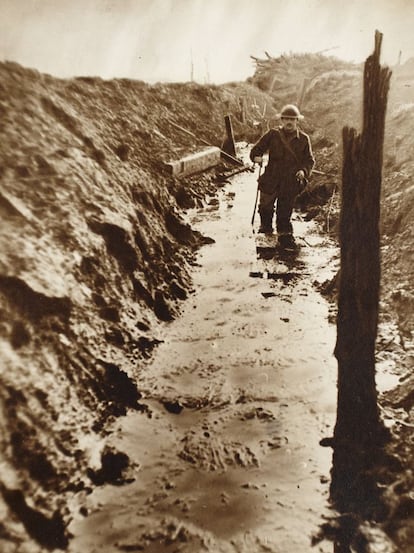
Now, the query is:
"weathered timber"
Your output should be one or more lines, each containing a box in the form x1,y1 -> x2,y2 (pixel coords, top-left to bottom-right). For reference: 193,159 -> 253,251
334,30 -> 392,444
221,115 -> 236,158
297,77 -> 311,109
330,30 -> 392,509
169,120 -> 243,166
165,147 -> 221,177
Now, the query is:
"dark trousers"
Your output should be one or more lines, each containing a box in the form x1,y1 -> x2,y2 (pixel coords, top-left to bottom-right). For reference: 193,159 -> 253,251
259,190 -> 294,234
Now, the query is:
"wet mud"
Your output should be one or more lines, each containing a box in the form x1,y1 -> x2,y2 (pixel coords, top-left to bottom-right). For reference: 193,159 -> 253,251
68,147 -> 343,552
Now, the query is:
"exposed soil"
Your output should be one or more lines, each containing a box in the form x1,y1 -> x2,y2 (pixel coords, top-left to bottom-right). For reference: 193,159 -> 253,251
0,52 -> 413,552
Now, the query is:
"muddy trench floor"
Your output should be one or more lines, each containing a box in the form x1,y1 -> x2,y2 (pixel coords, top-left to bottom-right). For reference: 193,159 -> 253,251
67,152 -> 399,553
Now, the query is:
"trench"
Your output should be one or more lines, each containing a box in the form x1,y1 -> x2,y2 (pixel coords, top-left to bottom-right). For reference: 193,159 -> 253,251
69,146 -> 343,552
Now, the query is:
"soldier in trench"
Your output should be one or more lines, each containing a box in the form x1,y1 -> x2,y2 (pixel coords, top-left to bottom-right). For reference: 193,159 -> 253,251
250,104 -> 315,248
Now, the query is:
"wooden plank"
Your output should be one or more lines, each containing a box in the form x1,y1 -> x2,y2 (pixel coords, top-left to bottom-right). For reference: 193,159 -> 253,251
169,120 -> 244,166
165,147 -> 221,177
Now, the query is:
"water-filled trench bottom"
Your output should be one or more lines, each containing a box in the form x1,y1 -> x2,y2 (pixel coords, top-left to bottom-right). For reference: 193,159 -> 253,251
69,153 -> 341,552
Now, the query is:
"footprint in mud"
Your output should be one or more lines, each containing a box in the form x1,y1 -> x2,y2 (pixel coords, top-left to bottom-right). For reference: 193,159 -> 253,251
238,406 -> 276,421
179,430 -> 260,471
176,398 -> 288,474
116,517 -> 208,552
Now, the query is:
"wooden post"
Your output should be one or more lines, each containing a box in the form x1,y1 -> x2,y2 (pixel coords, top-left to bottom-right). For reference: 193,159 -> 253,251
269,74 -> 279,92
331,30 -> 392,506
222,115 -> 236,158
239,97 -> 246,123
297,77 -> 310,110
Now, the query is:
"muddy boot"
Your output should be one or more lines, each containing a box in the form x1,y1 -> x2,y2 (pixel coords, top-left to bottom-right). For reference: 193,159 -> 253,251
258,209 -> 274,234
278,233 -> 297,250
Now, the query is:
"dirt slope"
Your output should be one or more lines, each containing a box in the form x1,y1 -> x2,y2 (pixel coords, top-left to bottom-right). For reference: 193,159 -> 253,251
0,60 -> 282,552
0,52 -> 413,552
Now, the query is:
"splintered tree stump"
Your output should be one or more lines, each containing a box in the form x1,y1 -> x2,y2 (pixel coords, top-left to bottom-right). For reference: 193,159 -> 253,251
331,31 -> 392,507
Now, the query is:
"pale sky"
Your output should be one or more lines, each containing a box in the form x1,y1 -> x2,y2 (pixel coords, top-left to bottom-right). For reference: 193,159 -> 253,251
1,0 -> 413,83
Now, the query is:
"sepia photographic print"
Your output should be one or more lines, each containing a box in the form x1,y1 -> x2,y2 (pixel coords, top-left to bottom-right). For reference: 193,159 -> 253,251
0,1 -> 413,551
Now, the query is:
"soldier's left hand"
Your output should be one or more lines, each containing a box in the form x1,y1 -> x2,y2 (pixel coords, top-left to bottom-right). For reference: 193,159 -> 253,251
296,170 -> 305,180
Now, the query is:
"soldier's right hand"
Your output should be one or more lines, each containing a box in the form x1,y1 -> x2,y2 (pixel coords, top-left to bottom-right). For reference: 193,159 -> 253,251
253,156 -> 263,165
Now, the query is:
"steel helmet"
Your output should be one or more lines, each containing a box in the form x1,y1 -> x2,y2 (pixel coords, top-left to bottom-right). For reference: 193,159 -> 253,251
278,104 -> 304,120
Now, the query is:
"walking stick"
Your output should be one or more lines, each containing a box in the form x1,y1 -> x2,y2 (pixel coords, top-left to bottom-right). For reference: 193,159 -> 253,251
251,163 -> 263,232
